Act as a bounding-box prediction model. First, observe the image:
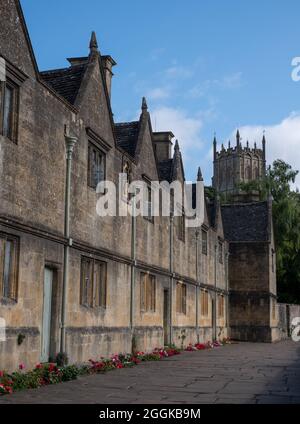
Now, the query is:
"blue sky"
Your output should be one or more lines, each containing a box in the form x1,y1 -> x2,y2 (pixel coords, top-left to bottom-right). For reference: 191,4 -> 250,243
21,0 -> 300,185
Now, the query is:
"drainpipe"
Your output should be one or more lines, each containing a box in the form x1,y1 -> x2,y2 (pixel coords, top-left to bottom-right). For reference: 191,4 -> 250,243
195,230 -> 200,343
214,243 -> 217,341
169,214 -> 174,345
60,134 -> 77,354
130,189 -> 136,336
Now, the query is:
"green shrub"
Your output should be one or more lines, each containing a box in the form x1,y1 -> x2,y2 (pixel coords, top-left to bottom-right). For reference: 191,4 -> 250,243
60,365 -> 80,382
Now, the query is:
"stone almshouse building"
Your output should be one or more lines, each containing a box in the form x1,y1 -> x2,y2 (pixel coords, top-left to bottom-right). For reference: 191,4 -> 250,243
0,0 -> 279,370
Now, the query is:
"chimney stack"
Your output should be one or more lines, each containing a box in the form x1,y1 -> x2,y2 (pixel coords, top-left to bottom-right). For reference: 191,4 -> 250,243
153,131 -> 174,161
101,55 -> 116,99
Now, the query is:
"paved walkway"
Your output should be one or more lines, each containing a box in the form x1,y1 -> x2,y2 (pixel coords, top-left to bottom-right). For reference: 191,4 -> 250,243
1,341 -> 300,404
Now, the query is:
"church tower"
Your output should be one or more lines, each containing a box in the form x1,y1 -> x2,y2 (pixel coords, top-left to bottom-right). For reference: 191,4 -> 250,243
212,131 -> 266,202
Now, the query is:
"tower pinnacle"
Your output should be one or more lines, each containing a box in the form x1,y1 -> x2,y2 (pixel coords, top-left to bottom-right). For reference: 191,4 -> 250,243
141,97 -> 148,112
213,133 -> 217,160
89,31 -> 98,52
197,166 -> 203,182
236,129 -> 241,147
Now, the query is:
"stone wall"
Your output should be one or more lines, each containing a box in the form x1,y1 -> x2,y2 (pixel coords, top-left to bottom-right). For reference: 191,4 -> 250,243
277,303 -> 300,341
0,0 -> 229,371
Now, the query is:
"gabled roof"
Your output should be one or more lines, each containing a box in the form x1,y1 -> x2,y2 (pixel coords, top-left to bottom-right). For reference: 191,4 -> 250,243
15,0 -> 39,78
114,121 -> 140,157
40,63 -> 87,105
221,201 -> 269,242
158,159 -> 173,182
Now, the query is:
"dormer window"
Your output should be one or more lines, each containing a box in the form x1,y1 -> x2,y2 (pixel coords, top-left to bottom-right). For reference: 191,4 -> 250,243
88,142 -> 106,189
0,79 -> 19,142
219,241 -> 223,264
202,229 -> 208,255
144,184 -> 153,222
142,175 -> 154,224
122,159 -> 132,202
178,213 -> 185,242
0,59 -> 27,143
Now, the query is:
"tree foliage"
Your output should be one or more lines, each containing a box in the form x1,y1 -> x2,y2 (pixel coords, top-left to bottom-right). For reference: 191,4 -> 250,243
239,160 -> 300,303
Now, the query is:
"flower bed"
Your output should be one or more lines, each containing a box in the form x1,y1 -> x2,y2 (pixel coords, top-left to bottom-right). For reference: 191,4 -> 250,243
185,338 -> 231,352
0,340 -> 231,396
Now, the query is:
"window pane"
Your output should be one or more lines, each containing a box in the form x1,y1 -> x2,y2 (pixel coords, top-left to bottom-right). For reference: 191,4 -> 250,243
151,276 -> 156,312
182,284 -> 186,314
219,242 -> 223,263
94,150 -> 105,187
140,273 -> 144,311
8,239 -> 17,300
88,143 -> 106,189
3,85 -> 14,139
147,187 -> 152,218
0,237 -> 5,296
176,283 -> 180,313
3,240 -> 12,298
100,263 -> 106,308
81,258 -> 93,306
94,261 -> 106,308
202,230 -> 207,255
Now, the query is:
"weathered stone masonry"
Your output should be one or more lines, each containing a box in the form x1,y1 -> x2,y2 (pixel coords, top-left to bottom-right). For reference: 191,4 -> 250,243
0,0 -> 279,371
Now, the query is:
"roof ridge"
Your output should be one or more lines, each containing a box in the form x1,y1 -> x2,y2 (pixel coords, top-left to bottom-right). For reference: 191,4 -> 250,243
221,200 -> 267,207
115,121 -> 139,126
40,64 -> 86,75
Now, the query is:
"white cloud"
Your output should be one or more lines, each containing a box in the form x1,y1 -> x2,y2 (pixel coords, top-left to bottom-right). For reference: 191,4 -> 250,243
151,106 -> 204,167
187,72 -> 243,98
163,65 -> 194,80
146,87 -> 170,100
221,72 -> 243,89
231,112 -> 300,189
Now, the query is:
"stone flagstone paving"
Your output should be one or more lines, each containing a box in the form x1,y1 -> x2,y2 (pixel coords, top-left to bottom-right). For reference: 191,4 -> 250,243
0,341 -> 300,404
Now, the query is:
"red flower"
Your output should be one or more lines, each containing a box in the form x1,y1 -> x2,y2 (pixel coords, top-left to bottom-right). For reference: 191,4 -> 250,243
19,363 -> 25,370
195,343 -> 206,350
48,363 -> 56,372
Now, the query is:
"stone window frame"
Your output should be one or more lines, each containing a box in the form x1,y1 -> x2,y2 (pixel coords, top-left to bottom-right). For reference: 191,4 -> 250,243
121,157 -> 133,204
80,256 -> 107,309
176,281 -> 187,315
218,241 -> 223,264
201,229 -> 208,255
0,59 -> 27,144
87,141 -> 106,190
218,294 -> 225,319
271,297 -> 276,321
201,290 -> 209,317
86,127 -> 111,190
177,205 -> 185,243
140,272 -> 156,313
0,232 -> 19,304
142,175 -> 154,224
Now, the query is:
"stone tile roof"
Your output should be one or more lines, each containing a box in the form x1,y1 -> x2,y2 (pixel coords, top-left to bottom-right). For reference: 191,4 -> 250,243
221,201 -> 269,242
206,200 -> 217,228
114,122 -> 140,157
40,64 -> 87,105
158,159 -> 173,182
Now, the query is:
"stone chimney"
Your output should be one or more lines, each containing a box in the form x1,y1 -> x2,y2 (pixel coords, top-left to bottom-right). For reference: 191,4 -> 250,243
67,57 -> 89,66
101,55 -> 116,99
153,131 -> 174,161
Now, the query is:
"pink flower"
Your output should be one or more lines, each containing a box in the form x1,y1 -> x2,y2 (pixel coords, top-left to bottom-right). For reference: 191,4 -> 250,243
0,371 -> 4,378
19,363 -> 25,370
